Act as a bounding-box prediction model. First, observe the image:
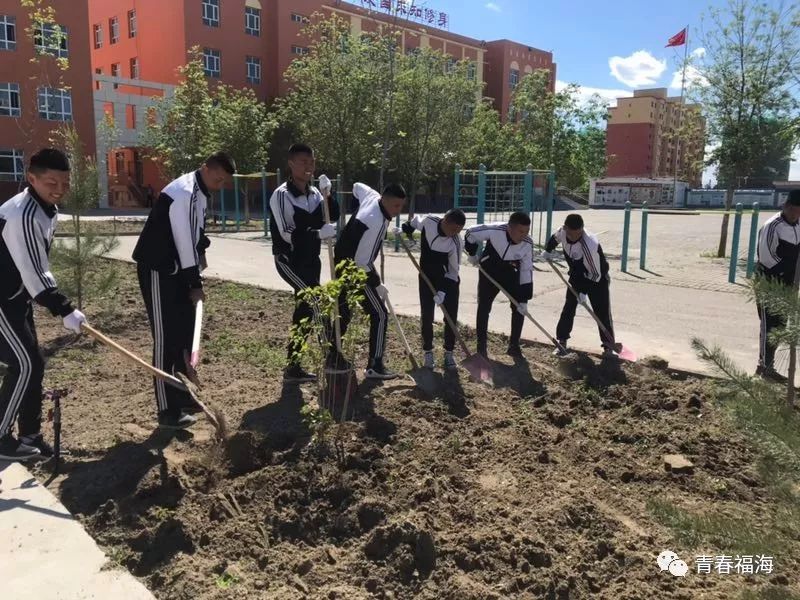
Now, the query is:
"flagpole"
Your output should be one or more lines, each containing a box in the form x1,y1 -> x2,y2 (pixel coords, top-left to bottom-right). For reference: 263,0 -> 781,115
672,25 -> 689,206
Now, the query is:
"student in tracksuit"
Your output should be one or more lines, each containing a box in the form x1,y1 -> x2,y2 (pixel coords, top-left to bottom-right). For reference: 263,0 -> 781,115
541,213 -> 616,357
132,152 -> 235,429
399,209 -> 466,369
0,149 -> 87,461
334,183 -> 406,379
269,144 -> 340,383
754,189 -> 800,382
464,212 -> 534,358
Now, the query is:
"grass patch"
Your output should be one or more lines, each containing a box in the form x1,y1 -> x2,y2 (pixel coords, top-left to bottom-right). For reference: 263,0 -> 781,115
211,282 -> 262,303
204,330 -> 285,369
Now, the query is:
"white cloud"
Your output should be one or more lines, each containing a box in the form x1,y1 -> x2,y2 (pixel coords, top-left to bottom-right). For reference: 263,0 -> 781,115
485,2 -> 501,12
556,80 -> 631,107
668,48 -> 709,91
608,50 -> 667,87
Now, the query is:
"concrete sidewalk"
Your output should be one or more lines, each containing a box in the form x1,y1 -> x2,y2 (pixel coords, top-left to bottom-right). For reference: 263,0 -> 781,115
107,233 -> 758,375
0,461 -> 154,599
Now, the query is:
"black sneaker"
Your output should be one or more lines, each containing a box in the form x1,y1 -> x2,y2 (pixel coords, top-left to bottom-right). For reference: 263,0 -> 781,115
365,360 -> 399,380
552,341 -> 569,357
157,413 -> 197,430
507,344 -> 523,358
20,433 -> 54,458
0,434 -> 41,461
284,364 -> 317,383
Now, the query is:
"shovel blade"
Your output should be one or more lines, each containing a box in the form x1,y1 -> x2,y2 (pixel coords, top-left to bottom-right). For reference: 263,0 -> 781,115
461,353 -> 493,383
408,368 -> 441,395
615,343 -> 637,363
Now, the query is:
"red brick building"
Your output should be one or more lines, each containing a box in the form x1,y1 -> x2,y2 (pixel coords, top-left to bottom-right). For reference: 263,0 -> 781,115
0,0 -> 95,200
86,0 -> 556,205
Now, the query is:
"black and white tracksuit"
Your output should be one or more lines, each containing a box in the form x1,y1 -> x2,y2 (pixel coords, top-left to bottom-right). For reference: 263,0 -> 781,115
269,180 -> 340,364
132,171 -> 211,418
464,223 -> 534,353
545,227 -> 615,348
334,183 -> 390,362
756,212 -> 800,369
403,215 -> 461,352
0,187 -> 73,438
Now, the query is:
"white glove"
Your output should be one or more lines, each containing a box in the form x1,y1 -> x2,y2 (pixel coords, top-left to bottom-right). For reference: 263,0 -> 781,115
516,302 -> 529,316
578,293 -> 589,305
391,226 -> 403,237
63,309 -> 86,334
468,255 -> 480,267
318,174 -> 331,196
376,284 -> 389,301
540,251 -> 555,262
318,222 -> 337,240
433,291 -> 446,305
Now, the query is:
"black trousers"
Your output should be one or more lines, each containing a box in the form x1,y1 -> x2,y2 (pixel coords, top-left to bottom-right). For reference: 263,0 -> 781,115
339,280 -> 388,362
137,264 -> 195,418
556,278 -> 615,348
419,277 -> 459,352
757,301 -> 785,369
0,296 -> 45,438
275,255 -> 328,365
476,269 -> 524,354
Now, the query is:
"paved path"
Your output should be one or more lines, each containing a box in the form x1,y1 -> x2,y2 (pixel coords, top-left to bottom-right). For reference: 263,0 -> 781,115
108,217 -> 760,375
0,461 -> 154,600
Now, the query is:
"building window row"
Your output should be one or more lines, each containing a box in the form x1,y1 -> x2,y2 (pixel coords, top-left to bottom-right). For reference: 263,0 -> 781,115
202,0 -> 220,27
0,149 -> 24,181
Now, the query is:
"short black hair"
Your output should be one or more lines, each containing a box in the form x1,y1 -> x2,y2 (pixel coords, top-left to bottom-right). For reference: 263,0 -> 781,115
205,151 -> 236,175
444,208 -> 466,227
564,214 -> 584,230
288,143 -> 314,159
787,189 -> 800,207
508,211 -> 531,227
382,183 -> 406,200
28,148 -> 69,174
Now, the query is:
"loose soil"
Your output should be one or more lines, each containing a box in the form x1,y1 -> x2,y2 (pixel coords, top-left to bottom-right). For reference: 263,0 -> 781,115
26,264 -> 799,599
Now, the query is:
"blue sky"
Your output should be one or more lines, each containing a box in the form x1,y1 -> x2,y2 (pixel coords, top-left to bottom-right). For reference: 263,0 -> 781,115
386,0 -> 799,180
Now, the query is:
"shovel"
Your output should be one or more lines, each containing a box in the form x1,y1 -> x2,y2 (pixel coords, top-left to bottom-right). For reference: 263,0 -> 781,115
476,264 -> 568,355
81,324 -> 228,441
397,237 -> 492,383
385,296 -> 440,395
189,300 -> 203,368
547,260 -> 637,362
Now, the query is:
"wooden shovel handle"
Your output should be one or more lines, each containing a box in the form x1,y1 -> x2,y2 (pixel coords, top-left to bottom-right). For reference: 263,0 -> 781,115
81,323 -> 187,391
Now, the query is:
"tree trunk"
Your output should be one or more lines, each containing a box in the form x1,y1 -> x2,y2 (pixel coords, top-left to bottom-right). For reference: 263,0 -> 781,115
716,185 -> 735,258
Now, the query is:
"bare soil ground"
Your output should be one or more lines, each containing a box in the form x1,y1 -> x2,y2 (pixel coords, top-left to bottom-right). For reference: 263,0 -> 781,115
26,264 -> 799,599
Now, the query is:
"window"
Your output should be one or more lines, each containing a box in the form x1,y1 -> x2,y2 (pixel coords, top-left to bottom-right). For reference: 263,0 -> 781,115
445,58 -> 456,74
130,57 -> 139,79
245,6 -> 260,36
0,83 -> 20,117
246,56 -> 261,84
203,48 -> 220,77
109,17 -> 119,44
128,10 -> 136,37
467,62 -> 476,80
202,0 -> 220,27
37,87 -> 72,121
34,22 -> 68,58
111,62 -> 120,88
291,13 -> 308,23
291,45 -> 309,56
0,149 -> 23,181
93,24 -> 102,48
0,15 -> 15,51
509,68 -> 519,89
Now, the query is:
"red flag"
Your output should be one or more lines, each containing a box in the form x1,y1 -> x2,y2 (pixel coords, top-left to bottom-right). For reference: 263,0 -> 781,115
666,28 -> 687,47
